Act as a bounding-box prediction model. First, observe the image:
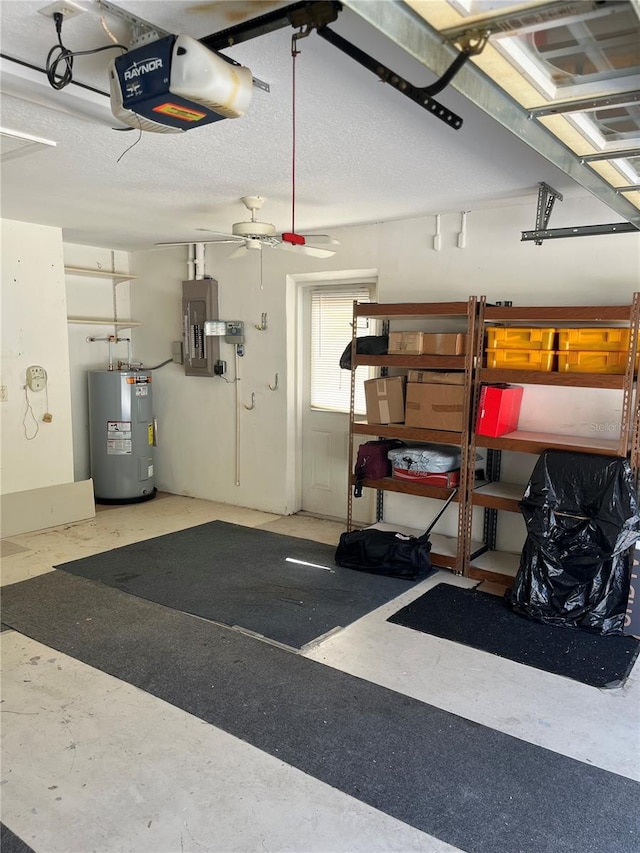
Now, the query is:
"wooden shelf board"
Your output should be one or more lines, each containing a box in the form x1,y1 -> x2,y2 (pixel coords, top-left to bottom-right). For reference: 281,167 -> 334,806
355,301 -> 470,318
355,354 -> 466,369
484,305 -> 631,322
65,266 -> 136,282
353,475 -> 460,500
352,421 -> 463,445
475,430 -> 623,456
473,481 -> 525,512
479,368 -> 626,389
67,317 -> 142,327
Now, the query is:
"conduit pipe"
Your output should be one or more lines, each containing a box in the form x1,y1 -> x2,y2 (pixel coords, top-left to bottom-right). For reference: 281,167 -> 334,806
235,345 -> 241,486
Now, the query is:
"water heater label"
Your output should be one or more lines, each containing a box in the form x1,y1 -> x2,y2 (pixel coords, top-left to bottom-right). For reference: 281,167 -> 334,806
107,421 -> 132,455
136,386 -> 149,397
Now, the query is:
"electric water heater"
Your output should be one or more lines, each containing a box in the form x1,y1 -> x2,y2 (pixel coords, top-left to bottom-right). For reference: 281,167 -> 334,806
88,370 -> 156,503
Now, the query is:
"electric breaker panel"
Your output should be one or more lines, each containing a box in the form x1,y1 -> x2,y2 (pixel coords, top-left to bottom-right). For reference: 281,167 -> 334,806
182,279 -> 219,377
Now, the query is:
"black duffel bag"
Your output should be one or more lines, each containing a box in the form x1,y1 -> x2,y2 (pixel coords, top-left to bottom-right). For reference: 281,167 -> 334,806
336,489 -> 458,580
335,528 -> 433,580
339,335 -> 388,369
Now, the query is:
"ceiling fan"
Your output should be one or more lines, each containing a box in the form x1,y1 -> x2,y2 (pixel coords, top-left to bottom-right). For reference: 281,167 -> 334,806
156,196 -> 339,259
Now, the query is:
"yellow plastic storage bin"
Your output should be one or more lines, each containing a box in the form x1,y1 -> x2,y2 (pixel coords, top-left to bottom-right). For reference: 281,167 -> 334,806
486,327 -> 556,350
485,348 -> 556,371
557,350 -> 636,374
557,327 -> 631,351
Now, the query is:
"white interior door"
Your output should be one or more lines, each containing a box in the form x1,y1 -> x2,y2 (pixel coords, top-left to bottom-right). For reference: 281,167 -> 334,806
300,284 -> 375,524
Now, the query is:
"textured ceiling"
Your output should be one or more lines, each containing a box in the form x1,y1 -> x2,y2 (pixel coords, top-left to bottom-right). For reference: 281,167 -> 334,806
0,0 -> 620,251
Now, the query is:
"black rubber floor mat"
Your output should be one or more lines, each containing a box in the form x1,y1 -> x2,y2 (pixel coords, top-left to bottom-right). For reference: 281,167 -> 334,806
2,571 -> 638,853
0,824 -> 36,853
55,520 -> 419,649
388,583 -> 640,688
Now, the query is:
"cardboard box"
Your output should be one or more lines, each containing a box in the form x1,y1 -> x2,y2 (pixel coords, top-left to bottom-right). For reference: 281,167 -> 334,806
405,383 -> 465,431
625,545 -> 640,638
407,370 -> 465,385
475,384 -> 523,437
388,332 -> 467,356
364,376 -> 406,424
421,333 -> 466,356
388,331 -> 425,355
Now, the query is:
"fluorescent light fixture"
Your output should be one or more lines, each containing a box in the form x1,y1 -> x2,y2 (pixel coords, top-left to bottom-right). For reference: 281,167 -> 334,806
0,56 -> 126,128
0,126 -> 56,161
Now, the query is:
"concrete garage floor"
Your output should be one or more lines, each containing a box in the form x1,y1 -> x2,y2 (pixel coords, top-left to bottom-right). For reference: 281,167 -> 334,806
1,494 -> 638,852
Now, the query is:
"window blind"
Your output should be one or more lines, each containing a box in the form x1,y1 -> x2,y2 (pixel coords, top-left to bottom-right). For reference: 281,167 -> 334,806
310,286 -> 372,414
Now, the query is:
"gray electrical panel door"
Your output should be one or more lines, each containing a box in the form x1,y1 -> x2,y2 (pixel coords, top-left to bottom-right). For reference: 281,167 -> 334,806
183,278 -> 219,376
88,370 -> 155,502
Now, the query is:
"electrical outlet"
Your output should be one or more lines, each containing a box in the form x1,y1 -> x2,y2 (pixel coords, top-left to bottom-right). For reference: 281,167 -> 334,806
38,1 -> 85,20
0,385 -> 7,402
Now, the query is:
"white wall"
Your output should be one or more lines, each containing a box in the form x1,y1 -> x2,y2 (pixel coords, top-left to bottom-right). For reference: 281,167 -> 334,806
130,193 -> 639,532
0,220 -> 75,495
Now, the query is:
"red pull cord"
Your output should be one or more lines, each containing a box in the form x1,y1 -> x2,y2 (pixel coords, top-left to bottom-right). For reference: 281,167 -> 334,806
291,34 -> 298,235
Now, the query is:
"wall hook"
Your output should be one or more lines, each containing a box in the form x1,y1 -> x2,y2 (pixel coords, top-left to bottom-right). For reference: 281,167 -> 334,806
244,392 -> 256,410
255,312 -> 268,331
268,373 -> 279,391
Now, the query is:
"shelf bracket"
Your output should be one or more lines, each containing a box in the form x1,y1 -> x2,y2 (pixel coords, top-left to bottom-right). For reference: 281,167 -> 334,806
522,182 -> 639,244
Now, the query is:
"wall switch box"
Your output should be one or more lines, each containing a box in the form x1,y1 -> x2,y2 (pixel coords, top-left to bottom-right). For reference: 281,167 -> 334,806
225,321 -> 244,345
171,341 -> 184,364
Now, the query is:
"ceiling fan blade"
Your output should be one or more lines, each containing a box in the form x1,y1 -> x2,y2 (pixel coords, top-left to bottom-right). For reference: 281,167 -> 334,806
299,234 -> 340,247
155,238 -> 241,246
279,242 -> 335,259
195,228 -> 243,241
229,244 -> 248,259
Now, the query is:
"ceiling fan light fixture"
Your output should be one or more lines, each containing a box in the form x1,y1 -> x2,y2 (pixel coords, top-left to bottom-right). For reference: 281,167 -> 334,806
232,220 -> 277,239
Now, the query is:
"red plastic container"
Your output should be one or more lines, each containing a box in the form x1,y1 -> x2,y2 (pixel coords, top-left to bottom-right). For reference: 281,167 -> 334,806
476,384 -> 523,437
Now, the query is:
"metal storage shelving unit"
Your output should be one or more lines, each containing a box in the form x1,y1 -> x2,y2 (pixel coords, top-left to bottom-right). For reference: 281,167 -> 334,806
469,293 -> 640,585
346,298 -> 483,575
345,294 -> 640,585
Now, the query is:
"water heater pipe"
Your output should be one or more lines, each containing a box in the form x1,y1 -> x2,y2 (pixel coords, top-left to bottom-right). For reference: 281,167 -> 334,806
235,345 -> 241,486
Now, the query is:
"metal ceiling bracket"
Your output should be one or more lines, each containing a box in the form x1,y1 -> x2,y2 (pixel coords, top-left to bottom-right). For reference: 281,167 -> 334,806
532,181 -> 563,245
97,0 -> 170,47
528,91 -> 640,119
522,222 -> 638,241
580,147 -> 640,163
523,181 -> 638,243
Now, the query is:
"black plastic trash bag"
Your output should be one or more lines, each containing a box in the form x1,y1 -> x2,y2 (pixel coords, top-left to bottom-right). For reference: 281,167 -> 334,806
506,451 -> 640,635
339,335 -> 388,369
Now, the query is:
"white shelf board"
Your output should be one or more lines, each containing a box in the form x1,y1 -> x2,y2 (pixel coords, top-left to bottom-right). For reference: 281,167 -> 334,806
474,481 -> 526,501
64,266 -> 136,282
470,550 -> 520,578
67,317 -> 142,327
